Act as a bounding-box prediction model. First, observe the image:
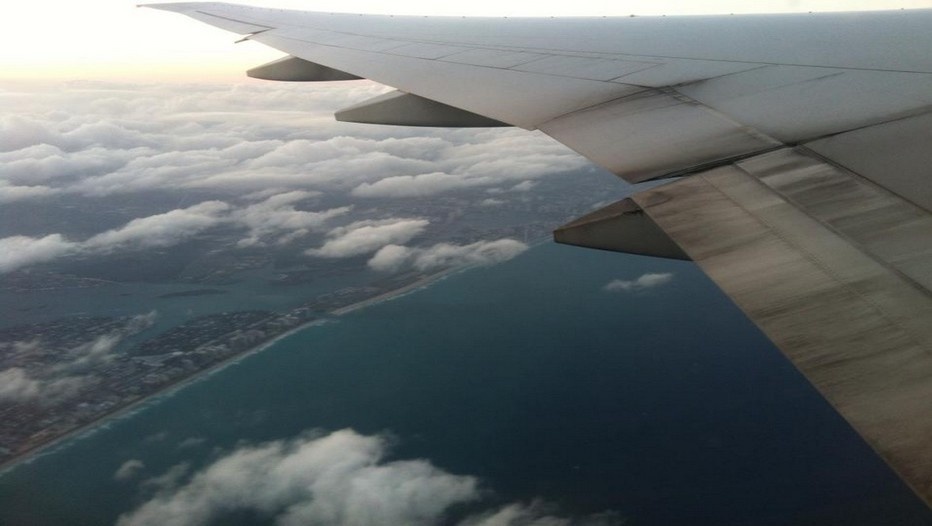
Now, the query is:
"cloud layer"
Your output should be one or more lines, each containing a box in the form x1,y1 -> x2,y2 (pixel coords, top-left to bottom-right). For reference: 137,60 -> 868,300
307,218 -> 430,259
1,82 -> 585,202
603,273 -> 674,292
0,81 -> 590,275
0,194 -> 351,273
368,239 -> 528,272
0,367 -> 86,404
118,429 -> 618,526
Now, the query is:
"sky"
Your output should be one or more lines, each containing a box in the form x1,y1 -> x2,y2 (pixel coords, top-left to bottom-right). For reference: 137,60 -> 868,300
3,0 -> 932,81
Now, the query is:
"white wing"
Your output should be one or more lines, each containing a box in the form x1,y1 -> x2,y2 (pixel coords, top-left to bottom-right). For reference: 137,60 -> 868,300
146,2 -> 932,505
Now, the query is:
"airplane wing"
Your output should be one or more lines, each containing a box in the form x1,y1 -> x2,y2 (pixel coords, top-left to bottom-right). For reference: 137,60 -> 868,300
145,2 -> 932,506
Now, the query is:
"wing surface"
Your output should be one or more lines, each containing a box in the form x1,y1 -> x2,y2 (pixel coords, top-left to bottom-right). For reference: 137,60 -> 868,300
145,2 -> 932,505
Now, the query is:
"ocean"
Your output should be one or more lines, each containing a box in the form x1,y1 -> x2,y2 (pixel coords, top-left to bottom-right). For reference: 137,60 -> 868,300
1,243 -> 928,525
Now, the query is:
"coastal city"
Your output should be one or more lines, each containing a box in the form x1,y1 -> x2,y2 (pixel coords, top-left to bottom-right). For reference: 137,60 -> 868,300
0,168 -> 619,468
0,268 -> 441,465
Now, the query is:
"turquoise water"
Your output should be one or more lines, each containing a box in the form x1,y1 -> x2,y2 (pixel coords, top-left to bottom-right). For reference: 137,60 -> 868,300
1,244 -> 928,525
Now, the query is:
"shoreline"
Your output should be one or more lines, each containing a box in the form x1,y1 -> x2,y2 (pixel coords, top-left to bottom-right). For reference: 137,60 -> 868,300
331,268 -> 458,316
0,268 -> 454,476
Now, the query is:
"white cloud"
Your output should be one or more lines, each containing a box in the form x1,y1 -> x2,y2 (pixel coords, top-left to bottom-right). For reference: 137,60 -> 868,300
307,218 -> 429,258
114,459 -> 146,481
0,82 -> 595,275
368,239 -> 528,272
64,334 -> 122,370
178,437 -> 208,449
461,502 -> 620,526
118,429 -> 619,526
352,172 -> 473,198
118,429 -> 478,526
0,193 -> 357,273
367,244 -> 414,272
83,201 -> 231,252
0,180 -> 59,203
1,83 -> 589,208
603,273 -> 674,292
232,191 -> 349,248
0,234 -> 77,273
0,368 -> 87,404
1,312 -> 158,401
62,312 -> 157,372
510,181 -> 537,192
0,368 -> 42,402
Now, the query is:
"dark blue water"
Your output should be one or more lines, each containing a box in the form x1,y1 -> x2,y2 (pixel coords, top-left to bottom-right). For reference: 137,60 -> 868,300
1,243 -> 929,525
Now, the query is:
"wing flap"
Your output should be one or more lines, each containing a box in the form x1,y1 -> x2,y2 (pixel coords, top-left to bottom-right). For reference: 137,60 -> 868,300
805,111 -> 932,214
633,149 -> 932,504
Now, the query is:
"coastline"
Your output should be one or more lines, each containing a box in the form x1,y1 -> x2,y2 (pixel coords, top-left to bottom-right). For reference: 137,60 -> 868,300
0,267 -> 455,476
331,268 -> 458,316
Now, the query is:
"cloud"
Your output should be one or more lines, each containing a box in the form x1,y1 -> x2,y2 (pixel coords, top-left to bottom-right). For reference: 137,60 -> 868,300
603,273 -> 674,292
141,462 -> 190,495
0,368 -> 87,404
1,82 -> 587,203
178,437 -> 207,449
0,234 -> 76,273
352,172 -> 474,198
118,429 -> 477,526
0,193 -> 356,273
368,239 -> 528,272
54,312 -> 157,374
232,191 -> 349,248
0,312 -> 158,403
367,244 -> 414,272
0,180 -> 59,203
307,218 -> 429,259
115,460 -> 146,481
118,429 -> 619,526
510,181 -> 537,192
461,502 -> 620,526
63,334 -> 122,370
83,201 -> 230,252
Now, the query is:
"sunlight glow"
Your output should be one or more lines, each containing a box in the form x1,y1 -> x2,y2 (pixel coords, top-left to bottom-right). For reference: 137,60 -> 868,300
3,0 -> 931,81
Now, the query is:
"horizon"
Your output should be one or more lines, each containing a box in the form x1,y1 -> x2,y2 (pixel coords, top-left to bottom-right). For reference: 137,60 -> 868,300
3,0 -> 932,81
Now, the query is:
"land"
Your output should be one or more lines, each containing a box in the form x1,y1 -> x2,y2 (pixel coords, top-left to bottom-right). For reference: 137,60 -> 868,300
0,167 -> 622,471
0,269 -> 445,469
156,289 -> 227,299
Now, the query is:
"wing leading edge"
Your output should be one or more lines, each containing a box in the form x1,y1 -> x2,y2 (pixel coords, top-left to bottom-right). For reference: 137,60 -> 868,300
145,2 -> 932,507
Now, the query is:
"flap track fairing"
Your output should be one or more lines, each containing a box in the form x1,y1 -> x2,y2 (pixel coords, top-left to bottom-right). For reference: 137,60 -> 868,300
554,197 -> 690,260
335,90 -> 510,128
247,56 -> 363,81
